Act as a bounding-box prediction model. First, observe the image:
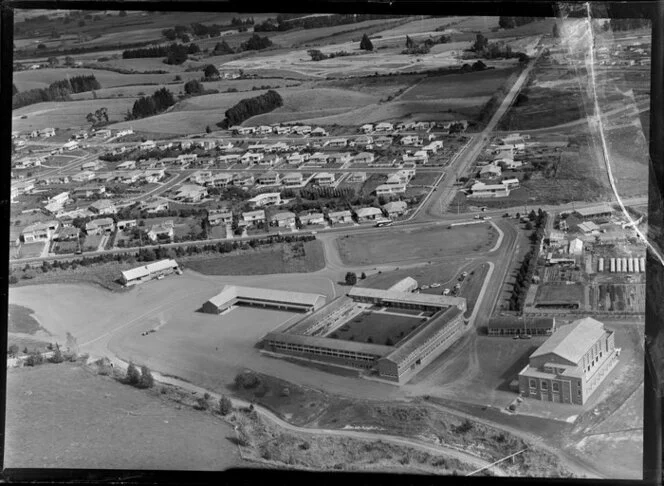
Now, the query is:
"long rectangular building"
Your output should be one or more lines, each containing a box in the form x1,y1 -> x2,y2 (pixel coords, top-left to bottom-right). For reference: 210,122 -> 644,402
348,287 -> 466,313
487,317 -> 556,336
202,285 -> 326,314
121,259 -> 180,286
377,307 -> 465,383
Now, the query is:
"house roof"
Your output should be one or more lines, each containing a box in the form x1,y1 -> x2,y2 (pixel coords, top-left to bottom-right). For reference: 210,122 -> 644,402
300,212 -> 324,221
329,210 -> 352,218
575,204 -> 614,217
530,317 -> 608,365
578,221 -> 600,233
270,211 -> 295,221
263,331 -> 392,356
243,210 -> 266,218
388,277 -> 418,292
355,207 -> 383,218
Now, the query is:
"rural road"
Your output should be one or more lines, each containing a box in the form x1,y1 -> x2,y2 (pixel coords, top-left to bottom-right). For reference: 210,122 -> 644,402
96,356 -> 508,476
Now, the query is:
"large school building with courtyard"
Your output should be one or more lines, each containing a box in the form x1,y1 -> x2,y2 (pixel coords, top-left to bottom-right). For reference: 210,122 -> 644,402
202,285 -> 327,314
259,278 -> 468,384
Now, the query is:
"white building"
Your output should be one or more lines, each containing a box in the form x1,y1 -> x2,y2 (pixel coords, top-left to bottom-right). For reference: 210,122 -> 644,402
248,192 -> 281,208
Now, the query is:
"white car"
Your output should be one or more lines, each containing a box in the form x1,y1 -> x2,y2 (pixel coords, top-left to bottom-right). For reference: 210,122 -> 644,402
442,289 -> 450,296
421,285 -> 430,290
431,283 -> 441,288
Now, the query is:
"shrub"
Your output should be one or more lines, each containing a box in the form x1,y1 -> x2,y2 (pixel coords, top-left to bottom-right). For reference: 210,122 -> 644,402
219,395 -> 233,415
126,362 -> 140,385
299,441 -> 310,450
25,351 -> 44,367
50,345 -> 64,363
235,371 -> 261,389
8,344 -> 19,356
195,397 -> 209,410
344,272 -> 357,286
139,365 -> 154,388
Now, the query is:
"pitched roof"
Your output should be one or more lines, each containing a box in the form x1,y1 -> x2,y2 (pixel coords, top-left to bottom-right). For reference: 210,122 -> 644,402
121,259 -> 179,282
207,285 -> 325,309
355,207 -> 383,218
263,331 -> 392,356
348,287 -> 465,309
530,317 -> 608,365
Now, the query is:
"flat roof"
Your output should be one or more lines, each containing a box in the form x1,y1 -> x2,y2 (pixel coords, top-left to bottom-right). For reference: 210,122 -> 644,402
263,331 -> 392,356
207,285 -> 325,309
488,317 -> 555,330
381,307 -> 463,365
348,287 -> 465,309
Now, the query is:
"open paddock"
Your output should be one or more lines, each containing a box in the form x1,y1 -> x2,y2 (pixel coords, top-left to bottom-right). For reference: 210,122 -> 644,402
335,223 -> 498,266
327,309 -> 426,346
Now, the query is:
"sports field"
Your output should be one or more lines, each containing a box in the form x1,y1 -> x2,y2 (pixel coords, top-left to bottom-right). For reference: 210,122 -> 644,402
535,283 -> 586,307
329,310 -> 426,346
336,223 -> 498,266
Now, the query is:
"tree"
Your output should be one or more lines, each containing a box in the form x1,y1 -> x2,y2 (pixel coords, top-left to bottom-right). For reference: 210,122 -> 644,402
139,365 -> 154,388
50,344 -> 64,363
219,395 -> 233,415
86,112 -> 96,125
308,49 -> 326,61
552,23 -> 560,38
472,33 -> 488,52
203,64 -> 220,79
119,10 -> 127,17
360,33 -> 373,51
184,79 -> 204,95
345,272 -> 358,285
8,344 -> 19,356
360,272 -> 367,279
25,351 -> 44,367
405,35 -> 414,48
206,125 -> 211,134
126,362 -> 140,385
48,56 -> 59,66
195,397 -> 209,410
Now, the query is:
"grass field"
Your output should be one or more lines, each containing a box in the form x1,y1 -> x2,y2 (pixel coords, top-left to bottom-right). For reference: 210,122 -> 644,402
5,363 -> 244,470
535,283 -> 586,307
12,98 -> 136,132
336,224 -> 497,266
13,68 -> 181,91
17,242 -> 45,259
329,310 -> 425,346
8,303 -> 43,334
182,240 -> 325,275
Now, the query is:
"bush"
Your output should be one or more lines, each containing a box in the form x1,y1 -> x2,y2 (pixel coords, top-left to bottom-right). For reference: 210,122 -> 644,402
126,362 -> 140,385
139,365 -> 154,388
50,345 -> 64,363
219,395 -> 233,415
235,371 -> 261,389
299,441 -> 311,450
344,272 -> 357,286
8,344 -> 19,356
25,351 -> 44,367
195,397 -> 209,410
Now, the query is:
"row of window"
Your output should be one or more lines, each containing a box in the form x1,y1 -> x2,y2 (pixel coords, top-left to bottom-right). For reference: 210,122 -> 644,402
397,318 -> 462,372
268,341 -> 377,362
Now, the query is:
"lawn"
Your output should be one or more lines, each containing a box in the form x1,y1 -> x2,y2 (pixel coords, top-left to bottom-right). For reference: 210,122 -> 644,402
17,242 -> 45,259
8,303 -> 43,334
336,223 -> 497,266
5,363 -> 244,470
535,283 -> 586,306
328,310 -> 426,346
182,240 -> 325,275
83,234 -> 103,252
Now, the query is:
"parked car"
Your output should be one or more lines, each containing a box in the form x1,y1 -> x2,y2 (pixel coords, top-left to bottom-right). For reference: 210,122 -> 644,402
519,334 -> 532,340
421,285 -> 430,290
431,283 -> 441,288
442,288 -> 450,296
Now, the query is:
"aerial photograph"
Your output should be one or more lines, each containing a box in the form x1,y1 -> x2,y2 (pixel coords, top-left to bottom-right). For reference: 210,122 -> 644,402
5,8 -> 650,479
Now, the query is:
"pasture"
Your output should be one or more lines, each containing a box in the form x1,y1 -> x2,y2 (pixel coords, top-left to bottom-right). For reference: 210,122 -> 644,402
328,310 -> 426,346
400,67 -> 517,101
5,363 -> 244,470
12,98 -> 136,132
13,68 -> 181,91
335,223 -> 498,266
534,283 -> 586,307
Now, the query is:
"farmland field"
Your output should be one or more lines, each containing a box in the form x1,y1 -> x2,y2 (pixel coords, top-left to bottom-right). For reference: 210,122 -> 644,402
400,68 -> 517,102
328,310 -> 426,346
13,68 -> 183,91
336,223 -> 497,266
534,283 -> 586,306
5,363 -> 245,470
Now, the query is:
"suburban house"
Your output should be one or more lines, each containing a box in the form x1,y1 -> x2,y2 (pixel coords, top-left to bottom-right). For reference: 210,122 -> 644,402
502,178 -> 520,189
327,152 -> 351,165
233,173 -> 254,187
248,192 -> 281,208
177,154 -> 198,164
282,172 -> 304,187
39,127 -> 56,138
274,126 -> 292,135
574,204 -> 614,220
375,183 -> 406,196
375,136 -> 393,146
116,160 -> 137,170
495,146 -> 515,160
400,135 -> 421,146
577,221 -> 600,234
208,210 -> 233,226
241,152 -> 264,164
231,126 -> 256,135
386,170 -> 411,185
85,218 -> 115,236
347,172 -> 367,183
267,142 -> 289,153
352,152 -> 375,164
89,199 -> 117,215
21,221 -> 59,242
143,170 -> 166,183
62,140 -> 79,151
174,184 -> 207,202
217,141 -> 235,151
14,156 -> 43,169
326,138 -> 348,148
93,129 -> 111,139
148,221 -> 174,242
258,125 -> 273,135
375,122 -> 394,132
257,172 -> 280,186
140,140 -> 156,150
311,127 -> 328,137
355,135 -> 373,146
287,153 -> 306,165
308,153 -> 328,165
144,200 -> 169,215
382,201 -> 408,218
292,125 -> 312,135
260,154 -> 282,166
422,140 -> 444,154
479,163 -> 502,180
242,210 -> 266,225
355,207 -> 383,221
180,140 -> 193,150
208,173 -> 234,188
217,154 -> 241,164
116,220 -> 137,231
117,171 -> 142,184
46,191 -> 70,207
313,172 -> 335,186
402,152 -> 428,164
299,212 -> 325,226
518,317 -> 619,405
270,211 -> 296,227
470,181 -> 510,198
71,171 -> 95,183
497,158 -> 523,169
328,210 -> 354,224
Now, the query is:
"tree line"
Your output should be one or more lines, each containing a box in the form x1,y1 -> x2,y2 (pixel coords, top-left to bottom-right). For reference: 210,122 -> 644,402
125,87 -> 176,121
254,13 -> 398,32
508,210 -> 548,311
217,89 -> 283,129
122,43 -> 200,65
12,74 -> 101,110
402,34 -> 451,55
498,17 -> 539,29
